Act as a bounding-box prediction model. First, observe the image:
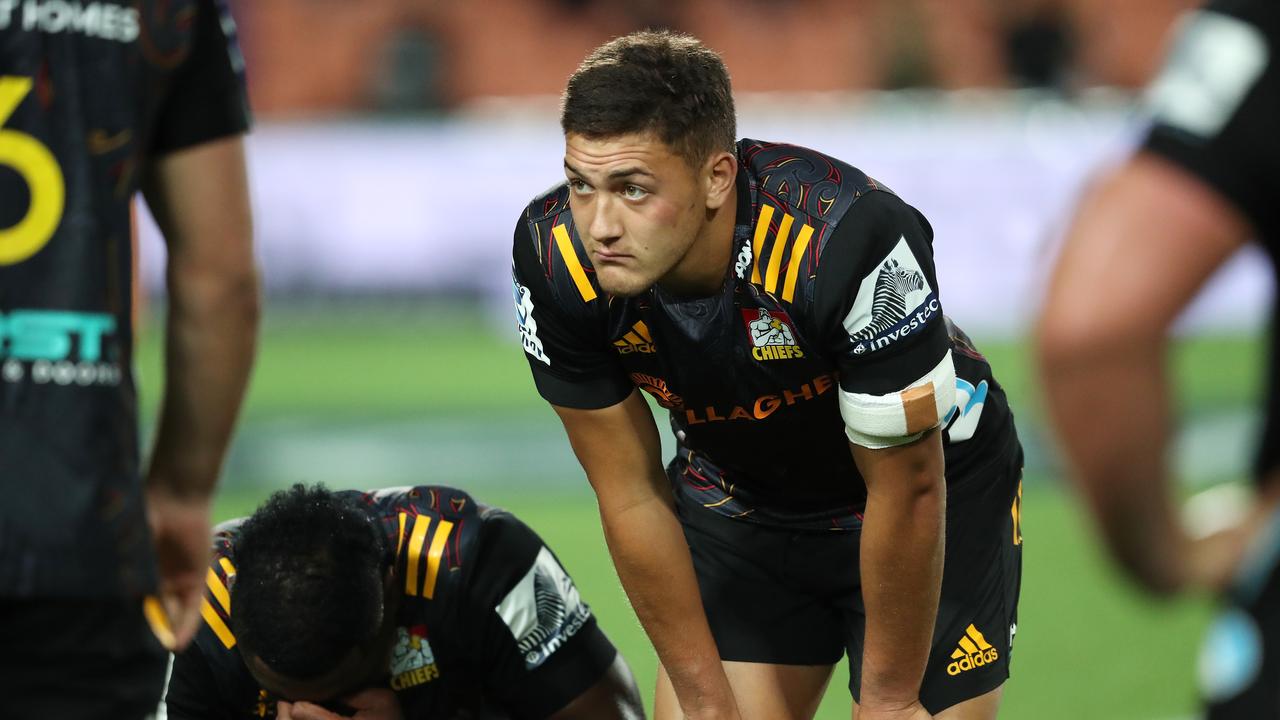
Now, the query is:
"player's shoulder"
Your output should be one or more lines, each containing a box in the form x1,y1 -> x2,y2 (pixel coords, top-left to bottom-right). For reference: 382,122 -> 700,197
357,485 -> 482,523
739,138 -> 890,226
512,182 -> 603,308
365,485 -> 515,604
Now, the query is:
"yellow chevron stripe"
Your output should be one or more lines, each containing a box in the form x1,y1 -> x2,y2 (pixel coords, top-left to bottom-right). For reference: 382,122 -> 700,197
764,213 -> 794,293
396,512 -> 408,556
405,514 -> 432,596
958,636 -> 979,655
703,496 -> 735,509
750,204 -> 775,284
206,568 -> 231,614
142,596 -> 175,649
633,321 -> 652,342
552,224 -> 597,302
966,624 -> 993,650
423,519 -> 455,600
781,224 -> 814,302
218,557 -> 236,578
201,598 -> 236,649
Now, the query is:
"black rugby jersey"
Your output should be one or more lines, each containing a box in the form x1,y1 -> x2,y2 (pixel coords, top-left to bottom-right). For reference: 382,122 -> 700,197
513,139 -> 1019,529
0,0 -> 249,595
165,486 -> 619,720
1142,0 -> 1280,482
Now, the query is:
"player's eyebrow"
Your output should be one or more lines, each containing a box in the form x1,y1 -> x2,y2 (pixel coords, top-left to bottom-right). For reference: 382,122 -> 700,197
564,160 -> 655,181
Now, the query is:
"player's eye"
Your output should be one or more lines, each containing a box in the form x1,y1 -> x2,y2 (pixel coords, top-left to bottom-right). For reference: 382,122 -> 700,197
622,184 -> 648,200
568,178 -> 593,195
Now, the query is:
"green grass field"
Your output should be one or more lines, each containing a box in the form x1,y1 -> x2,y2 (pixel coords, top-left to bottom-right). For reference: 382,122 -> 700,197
137,305 -> 1264,719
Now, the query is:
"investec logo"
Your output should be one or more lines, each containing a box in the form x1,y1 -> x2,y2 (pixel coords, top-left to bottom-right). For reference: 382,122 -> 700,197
0,309 -> 123,387
947,624 -> 999,676
614,321 -> 656,354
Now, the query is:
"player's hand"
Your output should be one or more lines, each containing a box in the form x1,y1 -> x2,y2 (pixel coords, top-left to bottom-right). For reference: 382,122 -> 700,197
1185,490 -> 1280,594
279,689 -> 404,720
146,486 -> 212,651
857,701 -> 933,720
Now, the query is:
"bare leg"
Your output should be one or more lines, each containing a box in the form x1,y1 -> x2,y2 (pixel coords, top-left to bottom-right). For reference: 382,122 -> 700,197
655,661 -> 835,720
850,684 -> 1004,720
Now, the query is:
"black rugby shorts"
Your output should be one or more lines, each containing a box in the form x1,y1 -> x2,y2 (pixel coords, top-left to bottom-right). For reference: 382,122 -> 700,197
675,445 -> 1023,715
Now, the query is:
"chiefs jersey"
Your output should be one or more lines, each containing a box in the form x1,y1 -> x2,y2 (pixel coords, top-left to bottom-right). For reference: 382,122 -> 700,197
1142,0 -> 1280,482
0,0 -> 249,595
165,486 -> 619,720
512,139 -> 1020,529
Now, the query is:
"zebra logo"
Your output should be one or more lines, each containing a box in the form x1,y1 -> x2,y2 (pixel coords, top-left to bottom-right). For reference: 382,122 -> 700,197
842,237 -> 937,353
850,259 -> 925,341
496,547 -> 592,669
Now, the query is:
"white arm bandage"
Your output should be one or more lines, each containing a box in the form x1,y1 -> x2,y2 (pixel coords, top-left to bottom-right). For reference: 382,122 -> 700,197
840,351 -> 957,449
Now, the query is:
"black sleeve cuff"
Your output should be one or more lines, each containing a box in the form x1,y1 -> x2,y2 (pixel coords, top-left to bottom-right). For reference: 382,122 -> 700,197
837,315 -> 951,396
503,617 -> 619,720
532,367 -> 634,410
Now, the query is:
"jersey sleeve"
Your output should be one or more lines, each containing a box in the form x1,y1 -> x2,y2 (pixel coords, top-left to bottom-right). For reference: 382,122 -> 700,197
150,0 -> 251,155
165,645 -> 241,720
458,509 -> 618,719
1142,0 -> 1280,240
810,190 -> 956,449
511,211 -> 633,409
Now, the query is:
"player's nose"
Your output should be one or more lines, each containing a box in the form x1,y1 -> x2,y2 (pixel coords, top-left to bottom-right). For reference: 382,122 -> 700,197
588,198 -> 623,244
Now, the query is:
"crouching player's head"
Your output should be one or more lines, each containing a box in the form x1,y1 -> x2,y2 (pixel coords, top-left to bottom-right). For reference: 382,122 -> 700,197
229,485 -> 396,704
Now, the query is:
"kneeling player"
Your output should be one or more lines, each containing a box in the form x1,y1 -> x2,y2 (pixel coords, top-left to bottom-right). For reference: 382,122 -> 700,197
164,484 -> 644,719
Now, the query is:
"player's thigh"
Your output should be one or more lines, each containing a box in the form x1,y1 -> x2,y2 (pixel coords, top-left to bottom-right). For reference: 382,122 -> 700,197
677,500 -> 850,667
0,596 -> 167,719
849,685 -> 1002,720
655,661 -> 835,720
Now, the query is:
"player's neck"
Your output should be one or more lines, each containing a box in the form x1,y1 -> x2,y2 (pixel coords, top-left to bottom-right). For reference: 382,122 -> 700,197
658,185 -> 738,298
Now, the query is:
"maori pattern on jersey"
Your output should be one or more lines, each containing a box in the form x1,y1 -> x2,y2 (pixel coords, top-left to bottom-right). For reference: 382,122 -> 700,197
851,259 -> 925,341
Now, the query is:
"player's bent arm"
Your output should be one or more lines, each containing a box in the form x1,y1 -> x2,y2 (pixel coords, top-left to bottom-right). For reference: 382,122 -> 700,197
553,390 -> 741,720
142,134 -> 259,499
851,429 -> 945,716
549,653 -> 645,720
1035,152 -> 1252,594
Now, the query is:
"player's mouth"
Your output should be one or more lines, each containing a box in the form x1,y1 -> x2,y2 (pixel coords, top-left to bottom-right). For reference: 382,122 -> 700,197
592,249 -> 632,264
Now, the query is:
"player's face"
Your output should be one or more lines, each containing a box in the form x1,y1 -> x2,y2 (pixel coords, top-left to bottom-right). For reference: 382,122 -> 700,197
564,132 -> 712,297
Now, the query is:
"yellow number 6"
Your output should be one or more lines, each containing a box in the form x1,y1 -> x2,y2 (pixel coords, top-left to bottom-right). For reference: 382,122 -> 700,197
0,76 -> 65,266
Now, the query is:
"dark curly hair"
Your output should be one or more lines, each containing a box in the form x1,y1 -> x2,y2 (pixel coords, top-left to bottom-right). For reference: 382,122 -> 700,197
229,484 -> 387,679
561,30 -> 736,165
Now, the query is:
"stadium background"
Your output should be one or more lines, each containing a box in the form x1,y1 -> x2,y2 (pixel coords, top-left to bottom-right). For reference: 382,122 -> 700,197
139,1 -> 1270,717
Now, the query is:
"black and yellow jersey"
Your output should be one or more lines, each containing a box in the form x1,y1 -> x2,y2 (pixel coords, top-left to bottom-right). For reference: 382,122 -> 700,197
165,486 -> 619,720
512,139 -> 1020,529
0,0 -> 250,595
1142,0 -> 1280,483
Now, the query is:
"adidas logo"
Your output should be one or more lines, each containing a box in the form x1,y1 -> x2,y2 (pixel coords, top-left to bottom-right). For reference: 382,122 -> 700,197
946,624 -> 999,676
613,321 -> 656,354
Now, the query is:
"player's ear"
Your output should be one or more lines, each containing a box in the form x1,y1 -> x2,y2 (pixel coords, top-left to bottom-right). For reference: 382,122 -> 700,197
703,150 -> 737,211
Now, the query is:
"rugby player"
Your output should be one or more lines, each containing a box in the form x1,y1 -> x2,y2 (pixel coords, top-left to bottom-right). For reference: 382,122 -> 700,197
0,0 -> 258,716
1038,1 -> 1280,716
165,484 -> 644,720
511,31 -> 1024,720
